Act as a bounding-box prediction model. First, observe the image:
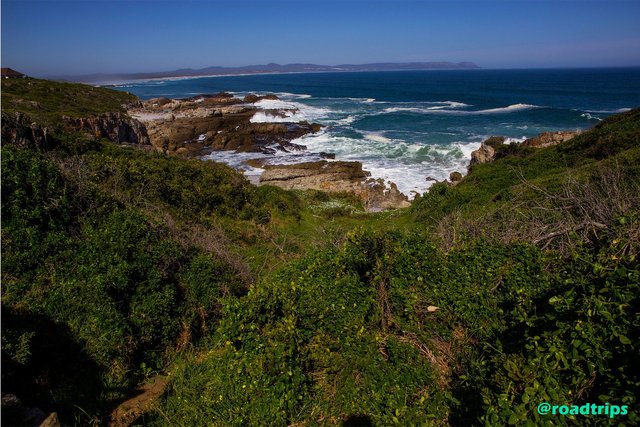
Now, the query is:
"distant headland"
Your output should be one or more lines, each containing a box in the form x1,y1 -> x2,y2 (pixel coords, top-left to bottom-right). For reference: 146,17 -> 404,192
55,61 -> 480,83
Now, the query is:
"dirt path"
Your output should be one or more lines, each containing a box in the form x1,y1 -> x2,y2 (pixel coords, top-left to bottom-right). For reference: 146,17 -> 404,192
109,376 -> 169,427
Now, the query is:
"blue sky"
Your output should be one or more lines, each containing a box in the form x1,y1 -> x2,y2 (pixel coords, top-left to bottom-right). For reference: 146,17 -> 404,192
2,0 -> 640,76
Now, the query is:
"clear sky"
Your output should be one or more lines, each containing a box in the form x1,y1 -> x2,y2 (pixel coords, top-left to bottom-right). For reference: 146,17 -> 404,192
2,0 -> 640,76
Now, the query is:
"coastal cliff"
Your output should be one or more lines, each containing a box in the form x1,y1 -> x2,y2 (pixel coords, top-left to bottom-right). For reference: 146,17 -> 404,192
62,112 -> 150,145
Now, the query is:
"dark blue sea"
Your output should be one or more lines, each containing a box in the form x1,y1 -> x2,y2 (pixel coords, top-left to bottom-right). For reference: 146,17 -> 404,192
112,68 -> 640,195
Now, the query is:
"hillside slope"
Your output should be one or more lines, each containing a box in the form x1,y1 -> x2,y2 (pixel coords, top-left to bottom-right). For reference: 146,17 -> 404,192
1,78 -> 638,426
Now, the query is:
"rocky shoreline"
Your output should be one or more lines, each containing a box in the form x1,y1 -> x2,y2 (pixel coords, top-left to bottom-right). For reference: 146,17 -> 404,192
2,88 -> 587,212
127,92 -> 321,157
126,92 -> 415,211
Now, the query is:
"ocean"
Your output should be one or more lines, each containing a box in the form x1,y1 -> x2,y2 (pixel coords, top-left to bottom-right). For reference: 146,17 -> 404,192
112,68 -> 640,196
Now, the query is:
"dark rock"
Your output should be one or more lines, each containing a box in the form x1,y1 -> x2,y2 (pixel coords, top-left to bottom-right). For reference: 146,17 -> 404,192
244,94 -> 280,103
281,142 -> 307,152
243,94 -> 260,103
1,112 -> 49,150
213,92 -> 234,98
483,136 -> 505,148
130,94 -> 321,157
449,171 -> 463,182
0,393 -> 59,426
146,97 -> 172,107
62,112 -> 150,145
320,152 -> 335,159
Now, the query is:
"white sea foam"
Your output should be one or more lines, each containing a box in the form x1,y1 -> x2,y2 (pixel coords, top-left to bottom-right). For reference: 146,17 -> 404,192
346,97 -> 376,103
250,99 -> 331,123
329,115 -> 358,125
202,146 -> 326,177
359,130 -> 401,144
581,112 -> 602,121
204,121 -> 484,197
288,130 -> 483,197
275,92 -> 313,99
585,108 -> 631,114
383,103 -> 541,115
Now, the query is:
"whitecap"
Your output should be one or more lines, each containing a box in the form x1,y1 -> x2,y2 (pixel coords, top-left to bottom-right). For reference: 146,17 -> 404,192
585,108 -> 631,114
250,99 -> 331,123
287,130 -> 485,197
581,112 -> 602,121
382,103 -> 541,116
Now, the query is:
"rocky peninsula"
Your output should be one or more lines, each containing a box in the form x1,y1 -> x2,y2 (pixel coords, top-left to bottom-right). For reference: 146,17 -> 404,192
126,92 -> 411,211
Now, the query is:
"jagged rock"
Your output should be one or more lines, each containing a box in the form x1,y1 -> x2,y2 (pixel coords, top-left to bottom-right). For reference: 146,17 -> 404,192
211,91 -> 234,98
469,142 -> 495,167
259,161 -> 410,211
320,152 -> 335,159
483,136 -> 506,148
243,94 -> 260,103
0,393 -> 59,426
449,171 -> 463,183
62,112 -> 150,145
243,93 -> 279,103
123,100 -> 144,109
129,95 -> 321,156
145,97 -> 172,107
521,130 -> 582,148
1,112 -> 49,149
363,179 -> 411,212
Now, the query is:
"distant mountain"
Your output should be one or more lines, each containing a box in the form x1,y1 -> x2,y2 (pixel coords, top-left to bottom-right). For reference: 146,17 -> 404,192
56,62 -> 480,84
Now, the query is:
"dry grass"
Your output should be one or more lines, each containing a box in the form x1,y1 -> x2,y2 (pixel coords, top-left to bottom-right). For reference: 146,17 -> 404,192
435,163 -> 640,255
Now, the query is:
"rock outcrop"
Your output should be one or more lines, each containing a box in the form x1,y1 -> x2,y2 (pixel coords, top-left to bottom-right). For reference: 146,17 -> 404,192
62,112 -> 150,145
243,94 -> 279,103
468,130 -> 583,170
483,136 -> 506,148
128,94 -> 321,156
469,142 -> 495,167
449,171 -> 463,183
129,93 -> 411,210
1,112 -> 49,149
260,161 -> 410,211
521,130 -> 582,148
2,111 -> 151,149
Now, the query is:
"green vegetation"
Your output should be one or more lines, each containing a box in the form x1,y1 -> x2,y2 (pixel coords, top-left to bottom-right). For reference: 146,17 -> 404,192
2,79 -> 638,426
1,78 -> 136,125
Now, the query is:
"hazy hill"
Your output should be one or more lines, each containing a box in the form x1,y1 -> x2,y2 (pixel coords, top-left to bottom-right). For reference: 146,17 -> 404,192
55,61 -> 480,83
